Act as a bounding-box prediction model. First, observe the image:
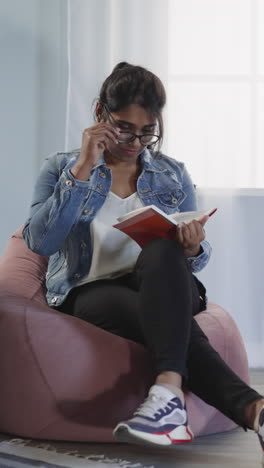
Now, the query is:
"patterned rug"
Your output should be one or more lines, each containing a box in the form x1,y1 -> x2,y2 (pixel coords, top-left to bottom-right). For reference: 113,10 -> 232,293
0,438 -> 154,468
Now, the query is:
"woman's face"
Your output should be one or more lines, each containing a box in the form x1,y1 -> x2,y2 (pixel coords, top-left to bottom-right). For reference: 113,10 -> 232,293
104,103 -> 157,162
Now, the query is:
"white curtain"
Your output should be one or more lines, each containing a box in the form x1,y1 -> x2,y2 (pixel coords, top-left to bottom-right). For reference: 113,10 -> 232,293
65,0 -> 264,366
65,0 -> 169,151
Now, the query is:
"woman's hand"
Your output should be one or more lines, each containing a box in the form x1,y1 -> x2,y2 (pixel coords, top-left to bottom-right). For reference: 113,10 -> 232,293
70,123 -> 120,181
174,214 -> 209,257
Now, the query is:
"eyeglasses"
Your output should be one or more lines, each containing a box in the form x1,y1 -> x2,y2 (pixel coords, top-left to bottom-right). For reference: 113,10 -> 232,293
104,105 -> 160,146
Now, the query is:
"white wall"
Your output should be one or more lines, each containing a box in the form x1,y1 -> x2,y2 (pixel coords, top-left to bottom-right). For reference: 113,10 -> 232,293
0,0 -> 68,253
197,188 -> 264,367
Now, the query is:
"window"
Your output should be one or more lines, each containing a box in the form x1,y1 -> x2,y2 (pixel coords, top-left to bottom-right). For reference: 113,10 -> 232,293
167,0 -> 264,188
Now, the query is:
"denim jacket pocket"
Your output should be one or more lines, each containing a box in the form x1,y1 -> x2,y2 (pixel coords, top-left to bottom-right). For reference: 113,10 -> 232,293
156,188 -> 186,211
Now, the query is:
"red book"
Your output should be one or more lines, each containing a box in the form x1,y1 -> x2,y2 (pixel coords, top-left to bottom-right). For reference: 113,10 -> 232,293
113,205 -> 217,248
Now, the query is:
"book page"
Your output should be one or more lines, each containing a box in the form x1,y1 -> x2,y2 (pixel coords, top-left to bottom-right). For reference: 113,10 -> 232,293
117,206 -> 216,225
117,205 -> 165,223
169,209 -> 212,224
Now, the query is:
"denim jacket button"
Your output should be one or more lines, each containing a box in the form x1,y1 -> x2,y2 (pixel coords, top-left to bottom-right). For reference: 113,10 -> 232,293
80,241 -> 87,249
74,272 -> 81,278
83,209 -> 91,215
97,184 -> 103,189
171,196 -> 177,203
51,296 -> 58,304
65,180 -> 72,187
99,172 -> 106,178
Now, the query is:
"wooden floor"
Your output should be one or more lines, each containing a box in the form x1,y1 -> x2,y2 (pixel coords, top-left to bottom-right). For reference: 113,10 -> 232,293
1,369 -> 264,468
81,426 -> 262,467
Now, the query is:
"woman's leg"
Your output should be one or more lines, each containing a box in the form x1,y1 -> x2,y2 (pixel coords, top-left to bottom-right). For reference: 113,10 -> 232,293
132,238 -> 199,378
186,319 -> 262,429
130,239 -> 263,430
59,239 -> 199,379
113,239 -> 205,445
58,277 -> 144,343
59,239 -> 263,436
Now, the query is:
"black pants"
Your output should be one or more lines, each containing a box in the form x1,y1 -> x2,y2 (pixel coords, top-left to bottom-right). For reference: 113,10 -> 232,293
58,239 -> 262,428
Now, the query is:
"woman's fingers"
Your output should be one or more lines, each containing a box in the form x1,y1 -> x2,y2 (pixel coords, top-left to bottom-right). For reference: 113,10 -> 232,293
71,122 -> 121,180
78,122 -> 121,168
83,123 -> 120,144
177,220 -> 205,248
188,220 -> 205,242
198,214 -> 209,227
175,224 -> 184,244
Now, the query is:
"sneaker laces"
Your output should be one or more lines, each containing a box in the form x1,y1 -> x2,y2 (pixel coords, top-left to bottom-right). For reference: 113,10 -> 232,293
134,393 -> 166,418
134,391 -> 186,425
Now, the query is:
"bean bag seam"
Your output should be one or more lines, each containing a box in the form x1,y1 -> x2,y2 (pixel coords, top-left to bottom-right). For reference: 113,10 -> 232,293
24,305 -> 61,436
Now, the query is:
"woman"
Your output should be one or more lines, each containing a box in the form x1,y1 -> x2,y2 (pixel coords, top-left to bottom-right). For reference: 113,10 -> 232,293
23,62 -> 264,451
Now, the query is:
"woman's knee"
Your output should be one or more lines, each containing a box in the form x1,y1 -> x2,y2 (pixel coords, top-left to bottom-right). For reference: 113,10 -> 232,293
136,239 -> 186,272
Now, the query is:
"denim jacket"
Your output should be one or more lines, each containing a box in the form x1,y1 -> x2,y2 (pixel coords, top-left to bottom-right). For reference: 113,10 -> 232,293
23,149 -> 211,306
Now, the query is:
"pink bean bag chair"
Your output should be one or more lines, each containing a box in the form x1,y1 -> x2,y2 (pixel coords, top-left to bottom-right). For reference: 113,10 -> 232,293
0,227 -> 250,441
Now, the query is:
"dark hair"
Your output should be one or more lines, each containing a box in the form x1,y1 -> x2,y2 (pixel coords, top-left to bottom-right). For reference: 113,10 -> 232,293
98,62 -> 166,149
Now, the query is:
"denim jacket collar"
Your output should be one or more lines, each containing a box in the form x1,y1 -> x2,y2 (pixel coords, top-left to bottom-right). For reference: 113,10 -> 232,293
92,149 -> 166,174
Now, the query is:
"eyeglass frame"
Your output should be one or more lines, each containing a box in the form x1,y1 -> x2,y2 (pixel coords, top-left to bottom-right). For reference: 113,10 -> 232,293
102,104 -> 160,146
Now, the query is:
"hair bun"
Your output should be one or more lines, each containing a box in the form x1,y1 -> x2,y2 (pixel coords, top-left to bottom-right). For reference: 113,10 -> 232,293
112,62 -> 131,73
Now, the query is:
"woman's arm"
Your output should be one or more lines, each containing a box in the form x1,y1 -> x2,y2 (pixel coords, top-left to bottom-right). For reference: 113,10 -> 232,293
23,122 -> 120,256
176,164 -> 212,273
22,153 -> 91,256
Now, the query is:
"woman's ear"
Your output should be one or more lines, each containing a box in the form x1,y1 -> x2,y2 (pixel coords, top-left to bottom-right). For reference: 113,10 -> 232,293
96,102 -> 104,122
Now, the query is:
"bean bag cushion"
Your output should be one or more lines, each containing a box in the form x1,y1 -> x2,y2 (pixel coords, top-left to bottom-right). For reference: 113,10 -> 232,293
0,228 -> 250,440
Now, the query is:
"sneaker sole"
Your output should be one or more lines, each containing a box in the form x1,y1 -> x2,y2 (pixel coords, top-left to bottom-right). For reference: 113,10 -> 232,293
113,423 -> 194,447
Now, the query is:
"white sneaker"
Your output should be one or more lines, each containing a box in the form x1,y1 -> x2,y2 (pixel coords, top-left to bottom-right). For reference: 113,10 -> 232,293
113,385 -> 193,447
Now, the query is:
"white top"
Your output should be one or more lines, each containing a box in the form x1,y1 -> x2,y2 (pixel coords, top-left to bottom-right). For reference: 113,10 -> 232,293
78,191 -> 143,285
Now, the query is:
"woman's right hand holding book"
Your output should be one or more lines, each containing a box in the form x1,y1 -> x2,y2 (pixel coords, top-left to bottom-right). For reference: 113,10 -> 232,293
174,214 -> 209,258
